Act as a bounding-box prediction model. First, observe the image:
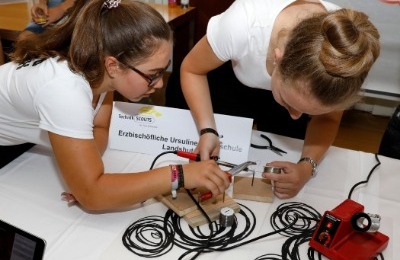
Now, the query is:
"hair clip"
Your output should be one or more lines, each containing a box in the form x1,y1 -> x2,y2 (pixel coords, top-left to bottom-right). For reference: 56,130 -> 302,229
103,0 -> 121,9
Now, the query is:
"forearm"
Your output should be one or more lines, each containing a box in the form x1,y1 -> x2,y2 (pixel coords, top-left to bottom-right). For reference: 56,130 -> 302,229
93,91 -> 113,155
50,133 -> 171,210
301,111 -> 343,163
93,127 -> 109,155
59,0 -> 76,13
180,36 -> 224,131
81,168 -> 171,210
181,70 -> 216,130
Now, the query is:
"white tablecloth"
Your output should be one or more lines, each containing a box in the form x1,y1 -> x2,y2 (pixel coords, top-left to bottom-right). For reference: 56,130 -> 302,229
1,131 -> 399,259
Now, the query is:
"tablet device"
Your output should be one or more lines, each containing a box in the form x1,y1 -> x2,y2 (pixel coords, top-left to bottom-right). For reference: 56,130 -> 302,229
0,219 -> 46,260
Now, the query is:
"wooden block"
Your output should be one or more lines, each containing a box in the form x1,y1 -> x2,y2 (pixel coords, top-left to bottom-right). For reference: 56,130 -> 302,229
156,189 -> 199,217
158,189 -> 240,227
183,195 -> 240,227
232,176 -> 273,203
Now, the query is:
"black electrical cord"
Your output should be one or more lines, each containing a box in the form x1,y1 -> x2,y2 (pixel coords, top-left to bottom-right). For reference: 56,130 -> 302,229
178,189 -> 215,260
347,153 -> 381,199
346,153 -> 385,260
122,215 -> 175,257
148,150 -> 177,170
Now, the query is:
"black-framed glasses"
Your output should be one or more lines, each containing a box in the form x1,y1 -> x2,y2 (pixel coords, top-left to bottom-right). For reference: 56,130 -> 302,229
122,60 -> 171,88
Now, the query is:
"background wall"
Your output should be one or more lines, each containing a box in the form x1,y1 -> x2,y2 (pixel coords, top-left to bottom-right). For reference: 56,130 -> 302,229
331,0 -> 400,115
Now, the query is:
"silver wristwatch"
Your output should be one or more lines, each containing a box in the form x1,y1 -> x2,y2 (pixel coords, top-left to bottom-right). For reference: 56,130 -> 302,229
298,157 -> 318,177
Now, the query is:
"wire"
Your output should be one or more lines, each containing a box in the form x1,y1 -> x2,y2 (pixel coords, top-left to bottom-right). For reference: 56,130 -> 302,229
149,150 -> 177,170
347,153 -> 381,199
179,189 -> 214,260
122,215 -> 175,257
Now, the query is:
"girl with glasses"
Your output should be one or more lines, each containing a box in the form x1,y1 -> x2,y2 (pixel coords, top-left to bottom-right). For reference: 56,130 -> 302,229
0,0 -> 231,210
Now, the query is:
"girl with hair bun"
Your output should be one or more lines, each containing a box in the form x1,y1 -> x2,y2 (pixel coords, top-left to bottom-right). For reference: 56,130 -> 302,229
173,0 -> 380,199
0,0 -> 233,210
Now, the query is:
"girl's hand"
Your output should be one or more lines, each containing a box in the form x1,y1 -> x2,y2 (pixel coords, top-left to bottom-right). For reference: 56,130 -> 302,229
31,3 -> 48,24
262,161 -> 313,199
182,160 -> 230,197
195,133 -> 220,161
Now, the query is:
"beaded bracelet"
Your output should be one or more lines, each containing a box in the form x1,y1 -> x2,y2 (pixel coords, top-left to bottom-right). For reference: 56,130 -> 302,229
177,164 -> 184,190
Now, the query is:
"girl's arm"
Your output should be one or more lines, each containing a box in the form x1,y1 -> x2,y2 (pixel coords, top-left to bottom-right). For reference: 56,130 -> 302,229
92,91 -> 113,155
48,130 -> 231,210
180,36 -> 224,159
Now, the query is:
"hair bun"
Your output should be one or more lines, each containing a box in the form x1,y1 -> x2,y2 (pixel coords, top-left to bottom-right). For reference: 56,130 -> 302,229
319,9 -> 380,78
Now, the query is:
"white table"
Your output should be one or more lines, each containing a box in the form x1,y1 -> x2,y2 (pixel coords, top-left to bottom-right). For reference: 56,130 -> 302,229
1,131 -> 399,259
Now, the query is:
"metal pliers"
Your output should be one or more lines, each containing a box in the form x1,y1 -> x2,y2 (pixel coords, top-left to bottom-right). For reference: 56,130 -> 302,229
198,160 -> 256,202
225,160 -> 257,180
250,134 -> 287,156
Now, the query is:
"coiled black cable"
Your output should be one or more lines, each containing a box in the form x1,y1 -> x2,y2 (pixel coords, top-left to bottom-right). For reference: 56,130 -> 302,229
122,203 -> 258,259
122,215 -> 174,258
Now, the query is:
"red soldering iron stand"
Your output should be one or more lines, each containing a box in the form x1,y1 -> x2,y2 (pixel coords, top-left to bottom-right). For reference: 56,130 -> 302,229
309,199 -> 389,260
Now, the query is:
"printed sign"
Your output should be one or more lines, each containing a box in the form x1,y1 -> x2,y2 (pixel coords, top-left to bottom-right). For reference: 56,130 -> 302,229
109,102 -> 254,163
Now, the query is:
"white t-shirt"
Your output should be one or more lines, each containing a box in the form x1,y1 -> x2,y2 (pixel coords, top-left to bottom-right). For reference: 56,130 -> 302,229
207,0 -> 340,90
0,57 -> 106,147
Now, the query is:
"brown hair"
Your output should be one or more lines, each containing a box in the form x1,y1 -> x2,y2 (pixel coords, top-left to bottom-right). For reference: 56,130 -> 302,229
279,9 -> 380,108
12,0 -> 172,86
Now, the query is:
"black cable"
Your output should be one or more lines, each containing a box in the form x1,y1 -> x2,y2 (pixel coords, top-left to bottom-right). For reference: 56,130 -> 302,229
124,199 -> 322,259
347,153 -> 381,199
122,215 -> 175,258
178,189 -> 215,260
149,150 -> 177,170
122,203 -> 257,259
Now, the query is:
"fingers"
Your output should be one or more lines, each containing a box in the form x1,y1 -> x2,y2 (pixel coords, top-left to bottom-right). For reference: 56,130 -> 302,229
262,162 -> 306,199
274,191 -> 292,199
183,160 -> 230,197
265,173 -> 299,199
200,162 -> 230,196
198,134 -> 220,161
32,6 -> 48,19
199,150 -> 211,161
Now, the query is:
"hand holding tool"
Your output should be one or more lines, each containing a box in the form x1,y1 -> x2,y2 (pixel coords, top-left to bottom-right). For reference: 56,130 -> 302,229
175,151 -> 201,161
198,160 -> 256,202
176,150 -> 252,171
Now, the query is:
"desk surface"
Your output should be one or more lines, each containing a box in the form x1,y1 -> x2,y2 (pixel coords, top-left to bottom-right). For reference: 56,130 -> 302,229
0,2 -> 30,31
0,130 -> 399,260
0,2 -> 31,41
0,2 -> 194,41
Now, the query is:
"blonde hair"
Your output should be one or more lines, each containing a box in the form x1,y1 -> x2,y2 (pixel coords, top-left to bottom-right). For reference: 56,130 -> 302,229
279,9 -> 380,107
